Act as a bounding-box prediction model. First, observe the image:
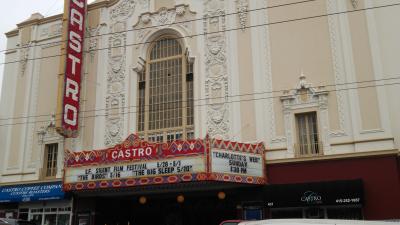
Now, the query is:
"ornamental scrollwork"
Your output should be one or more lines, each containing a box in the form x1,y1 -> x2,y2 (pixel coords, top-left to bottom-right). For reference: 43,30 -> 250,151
110,0 -> 136,22
204,0 -> 230,139
236,0 -> 248,31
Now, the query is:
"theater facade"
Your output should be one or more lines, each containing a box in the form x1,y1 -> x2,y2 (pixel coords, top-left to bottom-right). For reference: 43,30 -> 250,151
1,0 -> 400,224
63,134 -> 266,225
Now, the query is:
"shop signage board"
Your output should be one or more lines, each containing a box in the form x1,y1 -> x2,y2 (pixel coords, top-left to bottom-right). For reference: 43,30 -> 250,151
63,134 -> 266,191
57,0 -> 87,137
0,182 -> 64,203
264,179 -> 364,208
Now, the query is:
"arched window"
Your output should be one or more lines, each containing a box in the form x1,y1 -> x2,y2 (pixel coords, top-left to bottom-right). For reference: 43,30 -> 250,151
137,37 -> 194,142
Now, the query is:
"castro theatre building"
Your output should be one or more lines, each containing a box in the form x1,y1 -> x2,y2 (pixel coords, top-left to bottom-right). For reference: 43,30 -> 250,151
1,0 -> 400,224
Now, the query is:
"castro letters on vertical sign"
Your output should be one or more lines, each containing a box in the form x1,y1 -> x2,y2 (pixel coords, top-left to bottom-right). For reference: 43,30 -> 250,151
62,0 -> 86,136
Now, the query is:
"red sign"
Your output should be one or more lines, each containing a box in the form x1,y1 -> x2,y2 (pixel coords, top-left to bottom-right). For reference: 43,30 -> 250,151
62,0 -> 86,137
106,146 -> 158,161
64,134 -> 206,167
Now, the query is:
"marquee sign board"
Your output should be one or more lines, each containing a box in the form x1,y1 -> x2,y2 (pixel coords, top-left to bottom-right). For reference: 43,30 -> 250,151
64,156 -> 205,183
207,139 -> 266,184
63,134 -> 266,191
211,149 -> 264,177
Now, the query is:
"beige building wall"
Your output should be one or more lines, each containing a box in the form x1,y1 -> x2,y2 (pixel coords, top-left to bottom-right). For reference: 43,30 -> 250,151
0,0 -> 399,184
0,15 -> 65,183
236,21 -> 257,142
0,34 -> 19,176
372,0 -> 400,149
347,0 -> 381,131
267,0 -> 339,139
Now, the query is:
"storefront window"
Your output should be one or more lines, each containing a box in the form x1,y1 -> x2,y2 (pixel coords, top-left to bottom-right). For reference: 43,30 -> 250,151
19,208 -> 29,220
28,207 -> 71,225
244,208 -> 263,220
327,207 -> 363,220
57,214 -> 70,225
271,209 -> 303,219
270,206 -> 362,220
44,214 -> 57,225
31,214 -> 43,225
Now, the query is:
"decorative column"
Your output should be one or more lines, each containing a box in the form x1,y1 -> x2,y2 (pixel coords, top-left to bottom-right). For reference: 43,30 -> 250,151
203,0 -> 230,139
104,0 -> 136,146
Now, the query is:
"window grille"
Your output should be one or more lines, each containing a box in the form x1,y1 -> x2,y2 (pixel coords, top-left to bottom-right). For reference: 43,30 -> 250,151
137,37 -> 194,141
44,143 -> 58,178
295,112 -> 320,156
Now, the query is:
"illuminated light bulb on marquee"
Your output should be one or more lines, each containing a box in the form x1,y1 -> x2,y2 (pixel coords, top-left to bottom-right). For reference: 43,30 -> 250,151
139,196 -> 147,204
177,195 -> 185,203
218,191 -> 226,200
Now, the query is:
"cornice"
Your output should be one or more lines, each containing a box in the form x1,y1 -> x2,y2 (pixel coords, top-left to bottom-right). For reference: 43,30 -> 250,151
38,14 -> 63,25
266,148 -> 287,152
17,14 -> 61,28
265,138 -> 395,152
266,149 -> 399,165
330,137 -> 394,146
13,0 -> 117,30
5,29 -> 19,38
17,18 -> 42,28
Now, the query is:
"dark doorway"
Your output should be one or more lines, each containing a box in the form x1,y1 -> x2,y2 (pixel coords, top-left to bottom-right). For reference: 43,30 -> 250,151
94,193 -> 237,225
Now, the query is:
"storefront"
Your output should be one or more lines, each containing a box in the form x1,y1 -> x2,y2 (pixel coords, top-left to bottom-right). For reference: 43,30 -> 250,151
264,179 -> 364,219
266,155 -> 400,220
63,134 -> 267,225
0,182 -> 72,225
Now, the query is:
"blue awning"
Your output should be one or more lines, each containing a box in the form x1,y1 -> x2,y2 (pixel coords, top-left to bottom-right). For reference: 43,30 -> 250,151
0,181 -> 65,203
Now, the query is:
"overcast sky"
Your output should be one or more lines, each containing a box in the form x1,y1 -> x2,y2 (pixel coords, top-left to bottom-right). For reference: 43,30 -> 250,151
0,0 -> 95,99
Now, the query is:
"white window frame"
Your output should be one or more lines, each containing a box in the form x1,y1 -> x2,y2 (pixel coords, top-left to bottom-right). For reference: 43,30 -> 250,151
280,74 -> 330,157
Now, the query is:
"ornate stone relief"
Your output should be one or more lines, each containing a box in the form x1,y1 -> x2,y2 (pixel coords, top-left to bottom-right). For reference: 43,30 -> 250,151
19,43 -> 31,77
236,0 -> 248,31
350,0 -> 358,9
280,73 -> 330,157
37,114 -> 64,149
40,23 -> 62,39
151,7 -> 176,26
138,0 -> 150,11
87,24 -> 106,62
326,0 -> 347,137
110,0 -> 136,22
105,29 -> 127,146
134,5 -> 195,50
134,4 -> 194,51
105,0 -> 134,146
130,4 -> 196,139
37,114 -> 56,144
36,115 -> 64,177
204,0 -> 230,139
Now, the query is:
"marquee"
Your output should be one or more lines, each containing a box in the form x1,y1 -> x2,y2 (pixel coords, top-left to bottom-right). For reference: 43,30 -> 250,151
63,134 -> 266,191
